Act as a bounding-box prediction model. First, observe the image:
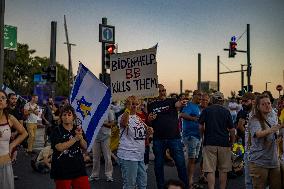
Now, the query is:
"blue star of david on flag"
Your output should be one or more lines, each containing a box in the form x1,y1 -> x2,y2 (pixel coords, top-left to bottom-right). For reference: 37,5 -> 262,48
70,63 -> 111,152
76,96 -> 92,120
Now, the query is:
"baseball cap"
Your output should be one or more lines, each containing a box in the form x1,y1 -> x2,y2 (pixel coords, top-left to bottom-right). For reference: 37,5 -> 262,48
212,91 -> 224,100
242,92 -> 255,100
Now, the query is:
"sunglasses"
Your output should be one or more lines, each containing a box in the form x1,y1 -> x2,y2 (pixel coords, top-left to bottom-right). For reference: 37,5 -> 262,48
159,89 -> 166,92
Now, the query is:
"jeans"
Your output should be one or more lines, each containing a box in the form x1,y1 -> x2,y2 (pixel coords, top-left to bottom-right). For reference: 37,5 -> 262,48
153,138 -> 189,189
244,152 -> 253,189
118,158 -> 147,189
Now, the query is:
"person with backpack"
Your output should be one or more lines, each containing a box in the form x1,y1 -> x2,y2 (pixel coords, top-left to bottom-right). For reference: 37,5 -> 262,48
50,105 -> 90,189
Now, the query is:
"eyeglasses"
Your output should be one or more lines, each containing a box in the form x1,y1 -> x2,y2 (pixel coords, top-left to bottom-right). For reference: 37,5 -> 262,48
0,96 -> 7,100
159,89 -> 166,92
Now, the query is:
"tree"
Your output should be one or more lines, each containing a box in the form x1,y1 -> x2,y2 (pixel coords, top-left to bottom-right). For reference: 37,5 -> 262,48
4,43 -> 69,96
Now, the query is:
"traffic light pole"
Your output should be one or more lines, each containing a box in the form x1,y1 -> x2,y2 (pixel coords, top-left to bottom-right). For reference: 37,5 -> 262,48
50,21 -> 57,98
0,0 -> 5,88
101,17 -> 107,75
217,56 -> 220,91
247,24 -> 251,88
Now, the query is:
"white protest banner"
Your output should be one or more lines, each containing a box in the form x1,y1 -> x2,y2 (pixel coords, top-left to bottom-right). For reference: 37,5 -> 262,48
110,46 -> 158,100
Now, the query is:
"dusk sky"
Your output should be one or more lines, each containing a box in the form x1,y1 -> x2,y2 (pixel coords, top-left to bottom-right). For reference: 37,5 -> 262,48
4,0 -> 284,97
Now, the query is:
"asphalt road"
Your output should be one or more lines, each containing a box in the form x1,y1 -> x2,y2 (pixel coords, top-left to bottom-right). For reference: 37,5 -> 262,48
13,127 -> 245,189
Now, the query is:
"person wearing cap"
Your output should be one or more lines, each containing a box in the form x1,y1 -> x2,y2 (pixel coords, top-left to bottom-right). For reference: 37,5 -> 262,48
235,92 -> 255,189
199,91 -> 235,189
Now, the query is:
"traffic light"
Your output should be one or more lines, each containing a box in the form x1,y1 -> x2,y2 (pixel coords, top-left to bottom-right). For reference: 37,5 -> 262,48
229,41 -> 237,58
99,73 -> 111,87
42,65 -> 57,82
238,90 -> 244,97
105,43 -> 116,69
48,65 -> 57,82
243,85 -> 253,92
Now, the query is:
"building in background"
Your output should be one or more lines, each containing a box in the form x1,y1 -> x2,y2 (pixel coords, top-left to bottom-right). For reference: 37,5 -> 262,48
199,81 -> 218,93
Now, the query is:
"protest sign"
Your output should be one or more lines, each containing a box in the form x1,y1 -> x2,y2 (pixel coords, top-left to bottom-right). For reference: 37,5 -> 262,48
110,46 -> 158,100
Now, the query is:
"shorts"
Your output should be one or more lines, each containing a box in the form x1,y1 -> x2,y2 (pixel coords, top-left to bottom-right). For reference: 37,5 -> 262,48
183,136 -> 201,159
203,145 -> 232,173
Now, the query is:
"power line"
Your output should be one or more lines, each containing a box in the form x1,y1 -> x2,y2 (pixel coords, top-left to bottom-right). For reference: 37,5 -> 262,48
219,60 -> 232,72
236,29 -> 247,43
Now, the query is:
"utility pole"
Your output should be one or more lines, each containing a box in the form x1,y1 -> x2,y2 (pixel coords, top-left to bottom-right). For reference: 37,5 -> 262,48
50,21 -> 57,98
198,53 -> 201,90
0,0 -> 4,88
180,80 -> 183,94
241,64 -> 246,94
64,15 -> 76,94
247,24 -> 251,89
217,56 -> 220,91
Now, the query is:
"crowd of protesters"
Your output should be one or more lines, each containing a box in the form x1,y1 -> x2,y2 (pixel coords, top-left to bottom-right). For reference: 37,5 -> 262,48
0,85 -> 284,189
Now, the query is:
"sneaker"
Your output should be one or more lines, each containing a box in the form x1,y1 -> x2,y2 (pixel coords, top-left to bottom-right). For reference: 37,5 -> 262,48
106,177 -> 114,182
89,175 -> 99,181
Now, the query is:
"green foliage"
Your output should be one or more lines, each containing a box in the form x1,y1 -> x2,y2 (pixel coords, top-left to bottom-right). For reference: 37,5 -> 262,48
4,43 -> 69,96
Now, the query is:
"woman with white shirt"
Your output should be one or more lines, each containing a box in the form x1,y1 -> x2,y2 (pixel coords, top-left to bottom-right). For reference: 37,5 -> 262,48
117,95 -> 153,189
0,90 -> 28,189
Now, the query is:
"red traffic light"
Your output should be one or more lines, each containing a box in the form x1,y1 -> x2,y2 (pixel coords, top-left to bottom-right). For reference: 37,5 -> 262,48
106,44 -> 116,54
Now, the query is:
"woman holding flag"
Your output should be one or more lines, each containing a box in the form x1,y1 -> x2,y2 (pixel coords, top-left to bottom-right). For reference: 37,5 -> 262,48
50,105 -> 90,189
118,95 -> 154,189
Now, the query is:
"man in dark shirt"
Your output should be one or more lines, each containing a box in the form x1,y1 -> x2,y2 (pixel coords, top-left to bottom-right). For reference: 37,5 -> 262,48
8,93 -> 24,180
199,91 -> 235,189
148,84 -> 188,189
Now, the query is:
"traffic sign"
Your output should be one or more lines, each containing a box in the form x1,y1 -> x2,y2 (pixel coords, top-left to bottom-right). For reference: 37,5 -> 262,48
99,24 -> 115,43
4,25 -> 17,51
276,85 -> 283,91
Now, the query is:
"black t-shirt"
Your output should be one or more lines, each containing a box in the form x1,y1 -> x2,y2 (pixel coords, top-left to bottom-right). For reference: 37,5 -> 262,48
199,104 -> 234,147
50,125 -> 87,180
147,98 -> 180,139
236,108 -> 249,146
8,107 -> 23,121
42,105 -> 53,125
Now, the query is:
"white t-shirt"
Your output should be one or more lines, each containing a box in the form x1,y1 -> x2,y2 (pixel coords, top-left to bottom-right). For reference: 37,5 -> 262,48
228,102 -> 238,116
95,109 -> 115,141
117,114 -> 146,161
24,102 -> 39,124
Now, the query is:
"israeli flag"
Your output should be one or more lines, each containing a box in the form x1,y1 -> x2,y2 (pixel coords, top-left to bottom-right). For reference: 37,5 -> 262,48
70,63 -> 111,151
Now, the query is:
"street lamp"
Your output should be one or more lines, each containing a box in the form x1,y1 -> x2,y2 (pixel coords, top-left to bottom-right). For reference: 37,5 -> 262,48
265,81 -> 271,91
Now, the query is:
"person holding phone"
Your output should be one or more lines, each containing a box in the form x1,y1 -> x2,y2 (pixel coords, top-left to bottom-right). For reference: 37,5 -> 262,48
118,95 -> 153,189
50,105 -> 90,189
147,84 -> 188,189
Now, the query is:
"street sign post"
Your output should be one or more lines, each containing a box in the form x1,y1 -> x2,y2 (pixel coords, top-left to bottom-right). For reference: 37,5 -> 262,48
4,25 -> 17,50
99,24 -> 115,43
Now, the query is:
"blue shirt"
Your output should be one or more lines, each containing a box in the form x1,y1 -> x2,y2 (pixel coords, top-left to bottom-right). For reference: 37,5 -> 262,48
182,102 -> 201,139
